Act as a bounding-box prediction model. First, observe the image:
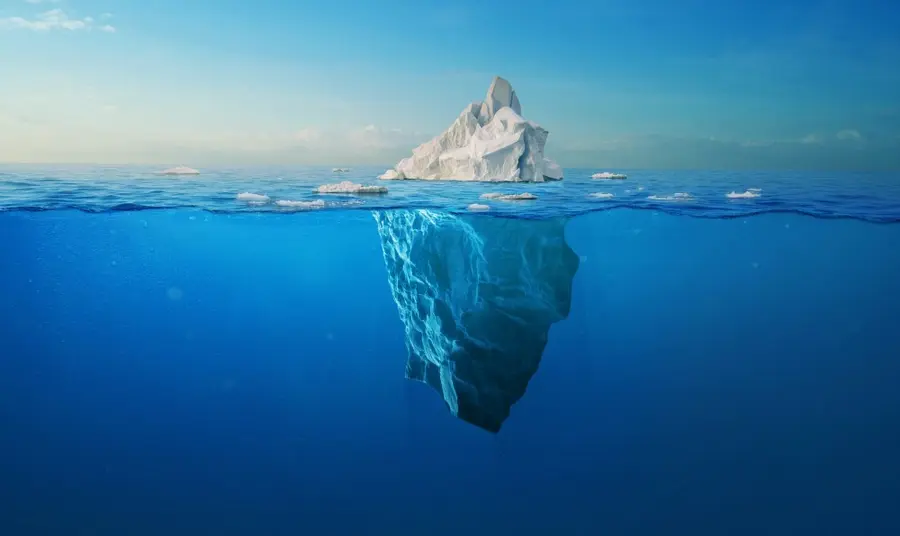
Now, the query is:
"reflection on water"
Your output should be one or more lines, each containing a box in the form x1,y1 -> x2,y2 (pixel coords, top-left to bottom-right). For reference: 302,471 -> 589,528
374,209 -> 579,432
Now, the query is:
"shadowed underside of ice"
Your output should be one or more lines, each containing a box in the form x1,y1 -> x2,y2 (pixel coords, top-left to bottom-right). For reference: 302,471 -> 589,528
374,209 -> 579,432
382,77 -> 564,182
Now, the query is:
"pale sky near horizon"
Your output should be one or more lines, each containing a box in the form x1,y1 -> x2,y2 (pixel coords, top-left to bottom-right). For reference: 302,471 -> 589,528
1,0 -> 899,170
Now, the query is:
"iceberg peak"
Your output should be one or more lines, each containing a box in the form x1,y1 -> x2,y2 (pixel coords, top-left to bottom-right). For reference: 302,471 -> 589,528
384,76 -> 563,182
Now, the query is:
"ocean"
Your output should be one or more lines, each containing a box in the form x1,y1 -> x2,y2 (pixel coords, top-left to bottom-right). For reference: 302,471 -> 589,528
2,165 -> 899,535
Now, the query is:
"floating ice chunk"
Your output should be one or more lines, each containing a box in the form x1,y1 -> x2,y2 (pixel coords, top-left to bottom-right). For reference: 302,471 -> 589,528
592,172 -> 627,180
542,158 -> 564,180
332,168 -> 351,173
726,190 -> 761,199
748,188 -> 762,192
590,192 -> 615,199
158,166 -> 200,175
379,169 -> 401,180
315,180 -> 388,194
236,192 -> 270,203
389,76 -> 562,182
275,199 -> 325,210
648,192 -> 693,201
467,203 -> 491,211
480,192 -> 537,201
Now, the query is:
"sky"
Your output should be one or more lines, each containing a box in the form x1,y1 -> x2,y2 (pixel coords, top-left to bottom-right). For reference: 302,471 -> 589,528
1,0 -> 899,170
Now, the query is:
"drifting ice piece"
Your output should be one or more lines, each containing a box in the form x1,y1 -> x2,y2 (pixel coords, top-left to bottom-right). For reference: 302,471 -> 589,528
315,181 -> 388,194
383,77 -> 564,182
158,166 -> 200,175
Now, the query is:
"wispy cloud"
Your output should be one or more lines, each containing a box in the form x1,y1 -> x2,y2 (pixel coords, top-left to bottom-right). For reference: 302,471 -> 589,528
0,8 -> 116,32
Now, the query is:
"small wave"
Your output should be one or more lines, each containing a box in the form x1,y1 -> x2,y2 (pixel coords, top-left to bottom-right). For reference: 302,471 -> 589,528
648,193 -> 693,201
589,192 -> 615,199
236,192 -> 270,204
480,192 -> 538,201
727,190 -> 761,199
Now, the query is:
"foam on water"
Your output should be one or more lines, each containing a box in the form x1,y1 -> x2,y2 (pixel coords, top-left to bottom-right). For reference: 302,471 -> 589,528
1,165 -> 898,223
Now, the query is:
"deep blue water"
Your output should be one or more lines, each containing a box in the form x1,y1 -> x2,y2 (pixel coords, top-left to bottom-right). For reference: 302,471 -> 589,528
2,167 -> 900,535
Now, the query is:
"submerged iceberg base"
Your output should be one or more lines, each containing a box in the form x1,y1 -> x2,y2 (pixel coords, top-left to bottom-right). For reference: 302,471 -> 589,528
374,210 -> 579,432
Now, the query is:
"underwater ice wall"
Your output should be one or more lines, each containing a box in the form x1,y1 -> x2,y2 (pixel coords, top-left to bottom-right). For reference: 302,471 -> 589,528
374,209 -> 579,432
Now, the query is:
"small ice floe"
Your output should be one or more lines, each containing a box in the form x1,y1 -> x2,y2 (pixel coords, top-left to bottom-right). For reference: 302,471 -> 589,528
726,190 -> 761,199
236,192 -> 270,204
480,192 -> 538,201
158,166 -> 200,175
648,192 -> 693,201
467,203 -> 490,211
332,168 -> 351,173
378,169 -> 401,180
748,188 -> 762,192
589,192 -> 615,199
316,180 -> 388,194
592,172 -> 627,180
275,199 -> 325,210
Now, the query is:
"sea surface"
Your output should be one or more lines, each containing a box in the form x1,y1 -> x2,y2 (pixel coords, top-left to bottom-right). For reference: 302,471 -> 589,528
2,165 -> 900,535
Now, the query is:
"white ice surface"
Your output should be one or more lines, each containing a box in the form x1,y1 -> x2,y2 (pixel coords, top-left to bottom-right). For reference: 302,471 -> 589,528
236,192 -> 270,203
382,76 -> 562,182
316,181 -> 388,194
158,166 -> 200,175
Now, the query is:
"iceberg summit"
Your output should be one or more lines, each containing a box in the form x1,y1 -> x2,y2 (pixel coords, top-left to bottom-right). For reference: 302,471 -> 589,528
381,77 -> 564,182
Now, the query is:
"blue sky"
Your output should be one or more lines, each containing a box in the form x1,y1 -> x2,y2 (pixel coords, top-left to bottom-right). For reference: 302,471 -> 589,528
1,0 -> 898,170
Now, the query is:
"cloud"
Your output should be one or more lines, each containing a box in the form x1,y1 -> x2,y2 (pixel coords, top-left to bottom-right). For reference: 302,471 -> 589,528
0,9 -> 116,32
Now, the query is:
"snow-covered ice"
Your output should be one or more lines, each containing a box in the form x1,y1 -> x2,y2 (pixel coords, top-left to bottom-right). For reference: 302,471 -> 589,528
727,190 -> 761,199
236,192 -> 270,203
480,192 -> 538,201
316,181 -> 388,194
381,76 -> 563,182
592,172 -> 627,180
158,166 -> 200,175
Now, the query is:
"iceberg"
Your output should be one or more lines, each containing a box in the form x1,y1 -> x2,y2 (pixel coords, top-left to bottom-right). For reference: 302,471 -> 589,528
315,181 -> 388,194
382,76 -> 564,182
374,209 -> 579,432
158,166 -> 200,175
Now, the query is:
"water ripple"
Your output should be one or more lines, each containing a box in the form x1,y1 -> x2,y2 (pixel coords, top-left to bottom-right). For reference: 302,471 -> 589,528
0,165 -> 898,223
